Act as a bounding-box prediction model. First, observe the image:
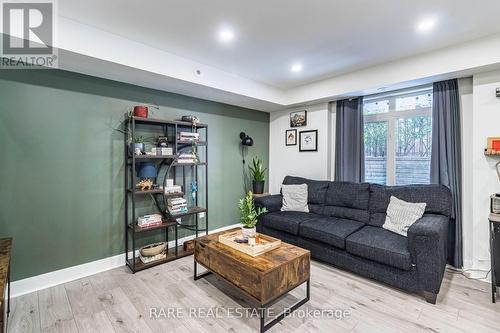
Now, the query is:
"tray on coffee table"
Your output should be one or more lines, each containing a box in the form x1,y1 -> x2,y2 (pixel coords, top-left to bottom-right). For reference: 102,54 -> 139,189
218,230 -> 281,257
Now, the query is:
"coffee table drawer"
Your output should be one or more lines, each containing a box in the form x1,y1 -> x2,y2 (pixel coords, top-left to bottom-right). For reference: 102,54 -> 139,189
209,249 -> 262,301
261,253 -> 310,304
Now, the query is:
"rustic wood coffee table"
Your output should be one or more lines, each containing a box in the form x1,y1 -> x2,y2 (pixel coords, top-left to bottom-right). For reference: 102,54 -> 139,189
194,229 -> 310,332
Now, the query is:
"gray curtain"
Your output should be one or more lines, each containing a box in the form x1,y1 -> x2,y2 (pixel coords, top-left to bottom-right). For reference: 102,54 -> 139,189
334,98 -> 364,182
430,79 -> 462,268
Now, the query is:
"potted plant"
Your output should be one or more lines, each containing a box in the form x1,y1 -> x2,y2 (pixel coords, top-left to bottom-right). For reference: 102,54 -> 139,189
129,136 -> 145,155
239,191 -> 267,239
248,157 -> 267,194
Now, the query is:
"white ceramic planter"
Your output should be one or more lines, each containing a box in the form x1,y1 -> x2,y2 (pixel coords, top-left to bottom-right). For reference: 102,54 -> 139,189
241,226 -> 256,239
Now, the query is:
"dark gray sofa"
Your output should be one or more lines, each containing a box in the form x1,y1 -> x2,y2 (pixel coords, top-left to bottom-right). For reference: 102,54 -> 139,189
255,176 -> 452,304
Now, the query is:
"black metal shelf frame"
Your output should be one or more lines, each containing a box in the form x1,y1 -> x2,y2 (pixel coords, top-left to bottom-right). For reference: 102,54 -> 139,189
124,116 -> 208,273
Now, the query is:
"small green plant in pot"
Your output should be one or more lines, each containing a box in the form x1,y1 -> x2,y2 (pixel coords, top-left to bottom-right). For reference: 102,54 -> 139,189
129,136 -> 145,155
239,191 -> 267,239
248,157 -> 267,194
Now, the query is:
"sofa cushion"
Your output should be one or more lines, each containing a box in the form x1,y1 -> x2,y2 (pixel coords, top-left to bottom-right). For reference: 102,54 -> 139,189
322,182 -> 370,223
369,184 -> 452,227
299,217 -> 365,249
346,226 -> 412,270
383,196 -> 426,236
281,184 -> 309,212
260,211 -> 316,235
283,176 -> 329,214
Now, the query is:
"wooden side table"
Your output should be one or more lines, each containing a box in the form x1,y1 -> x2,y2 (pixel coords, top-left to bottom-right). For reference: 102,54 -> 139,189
0,238 -> 12,333
489,214 -> 500,303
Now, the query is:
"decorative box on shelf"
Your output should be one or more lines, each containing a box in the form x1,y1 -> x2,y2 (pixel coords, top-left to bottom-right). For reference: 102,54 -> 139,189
150,147 -> 173,156
485,137 -> 500,155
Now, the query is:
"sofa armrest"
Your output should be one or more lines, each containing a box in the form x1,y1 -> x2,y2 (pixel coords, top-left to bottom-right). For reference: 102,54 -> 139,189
254,194 -> 282,213
407,214 -> 448,296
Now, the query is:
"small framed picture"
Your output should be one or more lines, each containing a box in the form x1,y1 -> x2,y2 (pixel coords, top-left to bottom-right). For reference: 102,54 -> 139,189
290,110 -> 307,127
285,129 -> 297,146
299,130 -> 318,152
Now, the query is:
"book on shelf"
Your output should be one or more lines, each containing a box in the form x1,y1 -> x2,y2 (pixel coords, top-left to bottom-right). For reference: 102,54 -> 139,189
168,208 -> 188,215
137,214 -> 163,228
168,203 -> 187,209
138,220 -> 163,229
176,152 -> 197,164
178,132 -> 200,141
167,198 -> 188,214
168,197 -> 186,204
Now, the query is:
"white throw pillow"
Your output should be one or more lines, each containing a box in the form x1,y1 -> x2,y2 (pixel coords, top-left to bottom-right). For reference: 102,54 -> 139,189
382,196 -> 426,237
281,184 -> 309,212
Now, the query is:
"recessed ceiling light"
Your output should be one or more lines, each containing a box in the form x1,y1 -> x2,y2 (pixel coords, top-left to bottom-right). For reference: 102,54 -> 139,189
218,27 -> 235,43
291,63 -> 303,73
416,18 -> 437,32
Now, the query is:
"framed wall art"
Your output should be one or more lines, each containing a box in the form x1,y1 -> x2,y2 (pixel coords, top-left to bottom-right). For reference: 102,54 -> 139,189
290,110 -> 307,127
285,129 -> 297,146
299,130 -> 318,152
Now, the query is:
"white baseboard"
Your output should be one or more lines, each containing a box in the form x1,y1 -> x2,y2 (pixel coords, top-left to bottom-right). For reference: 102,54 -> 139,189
11,223 -> 240,298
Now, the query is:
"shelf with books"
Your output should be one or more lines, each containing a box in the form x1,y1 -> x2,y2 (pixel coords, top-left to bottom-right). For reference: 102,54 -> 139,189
177,141 -> 207,146
129,220 -> 177,233
173,162 -> 207,167
127,188 -> 164,195
167,206 -> 207,219
130,154 -> 176,160
124,114 -> 208,273
127,189 -> 184,198
131,116 -> 208,128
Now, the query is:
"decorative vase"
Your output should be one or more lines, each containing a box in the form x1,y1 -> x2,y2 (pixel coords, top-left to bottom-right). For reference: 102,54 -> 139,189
133,106 -> 148,118
252,180 -> 265,194
241,226 -> 256,240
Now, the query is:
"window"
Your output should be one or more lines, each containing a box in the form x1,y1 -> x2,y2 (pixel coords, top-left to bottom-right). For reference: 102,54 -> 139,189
363,86 -> 432,185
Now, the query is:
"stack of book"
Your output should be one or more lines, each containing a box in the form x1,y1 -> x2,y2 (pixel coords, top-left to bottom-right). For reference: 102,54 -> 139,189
178,132 -> 199,142
176,152 -> 197,164
137,214 -> 163,228
168,197 -> 188,215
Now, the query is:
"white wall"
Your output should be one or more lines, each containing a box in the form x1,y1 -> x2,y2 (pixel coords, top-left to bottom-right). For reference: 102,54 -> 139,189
468,70 -> 500,271
269,103 -> 333,193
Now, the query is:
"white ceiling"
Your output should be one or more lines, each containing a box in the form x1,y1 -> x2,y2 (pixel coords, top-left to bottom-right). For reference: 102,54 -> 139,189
59,0 -> 500,89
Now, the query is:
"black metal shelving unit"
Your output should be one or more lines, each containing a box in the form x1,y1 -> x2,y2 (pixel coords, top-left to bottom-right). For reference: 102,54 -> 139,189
124,116 -> 208,273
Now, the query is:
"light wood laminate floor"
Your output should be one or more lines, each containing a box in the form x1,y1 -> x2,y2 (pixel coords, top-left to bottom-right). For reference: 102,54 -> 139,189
7,256 -> 500,333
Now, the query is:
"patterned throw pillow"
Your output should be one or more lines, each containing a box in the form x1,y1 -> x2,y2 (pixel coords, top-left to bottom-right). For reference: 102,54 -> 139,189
281,184 -> 309,212
382,196 -> 426,236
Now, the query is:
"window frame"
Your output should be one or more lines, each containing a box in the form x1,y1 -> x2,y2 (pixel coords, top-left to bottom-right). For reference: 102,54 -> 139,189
363,86 -> 433,185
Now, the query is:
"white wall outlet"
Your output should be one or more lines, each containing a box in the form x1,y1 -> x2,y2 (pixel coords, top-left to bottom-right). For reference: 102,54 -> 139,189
198,212 -> 205,218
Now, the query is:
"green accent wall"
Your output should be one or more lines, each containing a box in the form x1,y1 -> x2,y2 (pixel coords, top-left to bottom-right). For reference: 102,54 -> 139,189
0,69 -> 269,281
